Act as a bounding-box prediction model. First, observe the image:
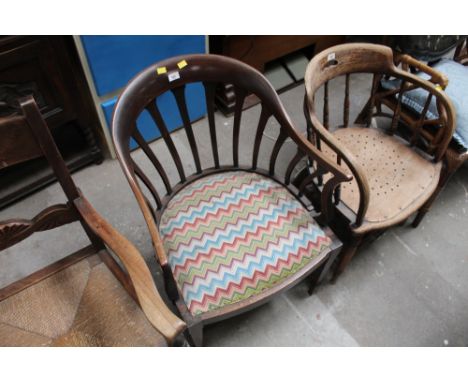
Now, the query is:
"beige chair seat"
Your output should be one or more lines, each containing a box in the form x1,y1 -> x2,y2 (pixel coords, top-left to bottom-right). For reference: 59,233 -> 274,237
0,252 -> 166,347
326,127 -> 442,231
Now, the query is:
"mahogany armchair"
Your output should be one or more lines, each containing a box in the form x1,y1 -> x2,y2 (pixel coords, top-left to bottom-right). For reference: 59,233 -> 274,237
302,43 -> 456,280
0,96 -> 185,346
111,54 -> 346,346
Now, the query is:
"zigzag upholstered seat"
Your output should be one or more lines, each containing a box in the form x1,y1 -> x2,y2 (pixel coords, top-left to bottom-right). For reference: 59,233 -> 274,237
160,171 -> 333,316
113,54 -> 347,345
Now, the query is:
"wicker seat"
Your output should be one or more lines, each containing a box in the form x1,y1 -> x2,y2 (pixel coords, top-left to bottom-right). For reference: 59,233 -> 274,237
0,254 -> 166,346
0,97 -> 185,347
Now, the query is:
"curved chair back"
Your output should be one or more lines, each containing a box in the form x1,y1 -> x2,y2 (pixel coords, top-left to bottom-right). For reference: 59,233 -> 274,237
304,43 -> 456,227
112,54 -> 349,268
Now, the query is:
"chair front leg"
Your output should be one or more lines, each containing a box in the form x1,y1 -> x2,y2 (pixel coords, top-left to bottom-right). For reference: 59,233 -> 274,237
308,245 -> 341,295
332,235 -> 363,282
413,149 -> 468,227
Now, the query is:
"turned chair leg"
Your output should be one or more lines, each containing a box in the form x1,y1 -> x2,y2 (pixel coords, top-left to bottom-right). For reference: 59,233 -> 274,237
332,236 -> 362,283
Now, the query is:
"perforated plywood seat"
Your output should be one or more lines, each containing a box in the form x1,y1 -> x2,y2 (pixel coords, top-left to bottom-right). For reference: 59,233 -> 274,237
325,127 -> 441,232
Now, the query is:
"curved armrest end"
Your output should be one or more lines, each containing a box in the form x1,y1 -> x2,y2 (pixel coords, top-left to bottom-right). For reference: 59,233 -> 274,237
397,54 -> 449,89
74,196 -> 186,345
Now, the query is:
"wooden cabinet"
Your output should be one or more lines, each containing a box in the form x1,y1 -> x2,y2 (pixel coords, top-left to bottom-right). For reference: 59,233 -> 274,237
209,35 -> 345,114
0,36 -> 103,208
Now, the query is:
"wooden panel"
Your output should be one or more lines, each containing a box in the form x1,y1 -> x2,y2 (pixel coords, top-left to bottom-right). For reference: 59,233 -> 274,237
0,115 -> 42,168
209,35 -> 345,114
0,36 -> 103,209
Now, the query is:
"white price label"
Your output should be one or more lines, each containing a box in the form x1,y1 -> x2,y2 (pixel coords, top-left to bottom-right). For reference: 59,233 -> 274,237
327,52 -> 336,61
168,71 -> 180,82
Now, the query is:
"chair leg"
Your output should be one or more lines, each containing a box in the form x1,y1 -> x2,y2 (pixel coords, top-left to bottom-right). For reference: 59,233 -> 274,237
332,236 -> 362,283
308,246 -> 341,295
187,321 -> 204,347
412,196 -> 436,228
413,152 -> 466,227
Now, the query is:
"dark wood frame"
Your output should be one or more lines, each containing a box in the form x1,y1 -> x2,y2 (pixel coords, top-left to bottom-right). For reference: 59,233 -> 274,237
0,36 -> 104,209
0,96 -> 186,345
111,54 -> 347,345
302,43 -> 456,280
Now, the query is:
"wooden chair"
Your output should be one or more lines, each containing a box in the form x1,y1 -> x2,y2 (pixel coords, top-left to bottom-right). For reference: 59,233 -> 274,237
369,38 -> 468,220
111,54 -> 347,346
302,43 -> 456,280
0,96 -> 186,346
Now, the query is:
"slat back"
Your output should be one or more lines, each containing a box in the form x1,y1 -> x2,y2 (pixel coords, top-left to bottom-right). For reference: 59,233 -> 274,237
112,55 -> 319,219
111,54 -> 352,264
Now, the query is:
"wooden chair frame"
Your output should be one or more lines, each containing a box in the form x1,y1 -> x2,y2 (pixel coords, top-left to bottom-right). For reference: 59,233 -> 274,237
368,42 -> 468,227
302,43 -> 456,279
111,54 -> 348,345
0,96 -> 186,345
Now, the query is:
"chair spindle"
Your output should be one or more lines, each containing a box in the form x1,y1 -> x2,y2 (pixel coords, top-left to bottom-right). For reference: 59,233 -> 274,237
146,101 -> 186,183
203,82 -> 220,169
172,86 -> 202,174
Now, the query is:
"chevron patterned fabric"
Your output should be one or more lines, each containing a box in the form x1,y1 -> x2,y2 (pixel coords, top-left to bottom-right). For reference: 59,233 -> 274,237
160,171 -> 332,316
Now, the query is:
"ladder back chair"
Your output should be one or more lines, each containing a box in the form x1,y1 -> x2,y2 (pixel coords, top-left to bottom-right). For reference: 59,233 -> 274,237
112,54 -> 348,346
0,96 -> 185,346
303,43 -> 456,280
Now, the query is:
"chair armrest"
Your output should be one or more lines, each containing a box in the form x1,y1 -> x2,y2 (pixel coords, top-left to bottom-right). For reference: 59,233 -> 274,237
453,37 -> 468,65
396,53 -> 449,89
270,97 -> 353,224
304,102 -> 371,227
74,196 -> 186,345
389,65 -> 457,161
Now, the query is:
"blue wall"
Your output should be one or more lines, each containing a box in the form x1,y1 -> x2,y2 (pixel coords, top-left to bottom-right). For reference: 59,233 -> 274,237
81,35 -> 206,147
81,35 -> 206,96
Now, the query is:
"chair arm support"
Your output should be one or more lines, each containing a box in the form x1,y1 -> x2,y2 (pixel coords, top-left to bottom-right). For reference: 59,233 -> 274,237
396,53 -> 449,89
304,107 -> 371,227
74,196 -> 186,345
390,66 -> 457,161
279,109 -> 354,224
